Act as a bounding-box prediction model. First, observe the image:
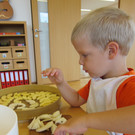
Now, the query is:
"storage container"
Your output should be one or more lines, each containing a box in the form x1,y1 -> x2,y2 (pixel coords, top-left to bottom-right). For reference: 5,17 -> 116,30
0,48 -> 12,59
0,60 -> 13,70
13,59 -> 27,69
12,48 -> 26,58
0,105 -> 18,135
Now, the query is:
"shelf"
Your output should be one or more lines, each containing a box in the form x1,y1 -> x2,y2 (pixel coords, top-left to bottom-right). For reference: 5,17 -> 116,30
0,58 -> 27,60
0,21 -> 31,89
0,68 -> 29,72
0,34 -> 25,37
0,46 -> 26,49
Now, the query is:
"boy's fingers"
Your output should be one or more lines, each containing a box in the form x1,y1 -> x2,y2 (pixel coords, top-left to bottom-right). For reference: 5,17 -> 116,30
55,71 -> 59,77
42,68 -> 57,76
42,68 -> 60,79
50,69 -> 58,76
46,69 -> 53,76
41,69 -> 51,76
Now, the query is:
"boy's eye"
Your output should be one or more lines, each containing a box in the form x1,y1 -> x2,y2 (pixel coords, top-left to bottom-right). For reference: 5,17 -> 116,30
82,54 -> 88,57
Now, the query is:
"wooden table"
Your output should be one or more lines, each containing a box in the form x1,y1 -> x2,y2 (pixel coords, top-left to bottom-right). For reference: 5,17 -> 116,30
18,98 -> 108,135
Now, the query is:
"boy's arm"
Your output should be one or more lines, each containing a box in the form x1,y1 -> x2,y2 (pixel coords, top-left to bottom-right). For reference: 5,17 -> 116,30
86,105 -> 135,134
54,105 -> 135,135
42,68 -> 86,106
56,80 -> 86,107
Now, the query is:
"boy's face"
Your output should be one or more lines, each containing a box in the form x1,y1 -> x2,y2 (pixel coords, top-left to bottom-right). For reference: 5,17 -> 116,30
72,37 -> 111,79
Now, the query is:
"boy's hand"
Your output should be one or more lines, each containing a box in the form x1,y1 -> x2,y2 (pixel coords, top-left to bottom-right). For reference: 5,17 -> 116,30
41,68 -> 65,85
54,117 -> 87,135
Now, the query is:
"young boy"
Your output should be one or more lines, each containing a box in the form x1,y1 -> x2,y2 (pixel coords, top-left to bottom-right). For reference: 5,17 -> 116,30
42,7 -> 135,135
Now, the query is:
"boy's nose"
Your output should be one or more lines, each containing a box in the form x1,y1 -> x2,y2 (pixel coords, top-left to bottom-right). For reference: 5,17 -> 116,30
79,58 -> 84,65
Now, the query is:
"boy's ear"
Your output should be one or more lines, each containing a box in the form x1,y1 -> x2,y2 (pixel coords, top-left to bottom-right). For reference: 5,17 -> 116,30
107,42 -> 119,59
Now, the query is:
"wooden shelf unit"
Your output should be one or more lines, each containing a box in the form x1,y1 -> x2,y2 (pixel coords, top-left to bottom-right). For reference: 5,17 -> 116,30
0,21 -> 31,89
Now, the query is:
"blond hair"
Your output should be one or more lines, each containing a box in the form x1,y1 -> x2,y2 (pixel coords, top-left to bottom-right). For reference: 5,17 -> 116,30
71,7 -> 135,55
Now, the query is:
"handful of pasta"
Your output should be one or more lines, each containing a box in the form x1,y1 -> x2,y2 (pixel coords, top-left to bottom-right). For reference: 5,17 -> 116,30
28,110 -> 68,134
0,91 -> 60,110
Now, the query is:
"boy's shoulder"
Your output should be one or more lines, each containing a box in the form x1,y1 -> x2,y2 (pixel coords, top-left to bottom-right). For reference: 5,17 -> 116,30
115,68 -> 135,89
117,74 -> 135,108
124,68 -> 135,76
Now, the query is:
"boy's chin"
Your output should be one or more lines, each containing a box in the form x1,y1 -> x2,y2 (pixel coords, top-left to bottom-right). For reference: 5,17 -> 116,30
89,74 -> 99,79
89,73 -> 104,79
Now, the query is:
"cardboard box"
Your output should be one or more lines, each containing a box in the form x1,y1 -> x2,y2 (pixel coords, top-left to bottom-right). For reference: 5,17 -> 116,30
12,48 -> 26,58
0,48 -> 12,59
0,60 -> 13,70
9,40 -> 15,46
13,59 -> 28,69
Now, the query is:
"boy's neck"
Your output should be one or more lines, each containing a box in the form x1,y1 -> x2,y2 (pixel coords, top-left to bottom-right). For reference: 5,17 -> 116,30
102,56 -> 128,79
102,68 -> 129,79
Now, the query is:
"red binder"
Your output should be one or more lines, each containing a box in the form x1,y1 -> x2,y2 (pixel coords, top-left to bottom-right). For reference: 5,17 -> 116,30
5,72 -> 11,87
19,71 -> 24,85
0,72 -> 6,88
14,71 -> 19,86
9,71 -> 15,86
23,70 -> 29,84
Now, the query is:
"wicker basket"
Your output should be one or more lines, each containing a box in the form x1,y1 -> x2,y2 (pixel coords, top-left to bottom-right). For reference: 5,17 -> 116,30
0,85 -> 61,121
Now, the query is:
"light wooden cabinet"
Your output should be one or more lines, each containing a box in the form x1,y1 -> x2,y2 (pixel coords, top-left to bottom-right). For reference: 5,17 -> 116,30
0,21 -> 31,89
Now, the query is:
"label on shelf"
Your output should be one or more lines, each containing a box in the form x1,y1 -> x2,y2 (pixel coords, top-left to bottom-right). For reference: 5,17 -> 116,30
17,53 -> 22,57
4,64 -> 8,69
2,54 -> 7,58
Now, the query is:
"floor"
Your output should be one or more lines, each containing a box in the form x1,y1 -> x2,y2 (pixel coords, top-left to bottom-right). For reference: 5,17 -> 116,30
68,77 -> 90,90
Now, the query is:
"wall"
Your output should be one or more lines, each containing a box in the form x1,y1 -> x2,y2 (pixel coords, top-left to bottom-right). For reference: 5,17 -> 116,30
120,0 -> 135,70
0,0 -> 36,82
48,0 -> 81,82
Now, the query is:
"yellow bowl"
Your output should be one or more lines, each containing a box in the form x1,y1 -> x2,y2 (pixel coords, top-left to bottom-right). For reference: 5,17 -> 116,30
0,85 -> 61,121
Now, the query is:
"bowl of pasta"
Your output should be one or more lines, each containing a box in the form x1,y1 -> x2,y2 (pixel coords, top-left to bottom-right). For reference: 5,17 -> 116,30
0,85 -> 61,121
